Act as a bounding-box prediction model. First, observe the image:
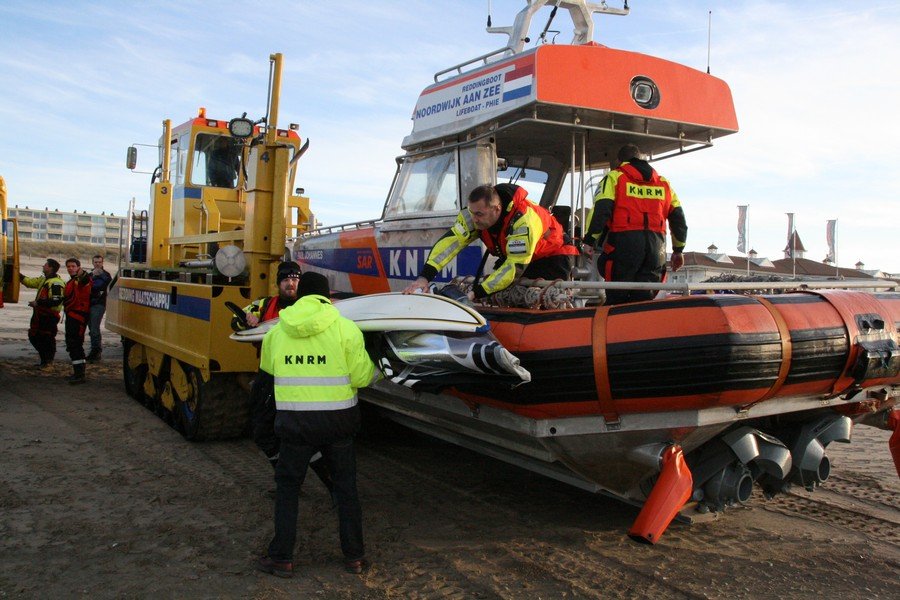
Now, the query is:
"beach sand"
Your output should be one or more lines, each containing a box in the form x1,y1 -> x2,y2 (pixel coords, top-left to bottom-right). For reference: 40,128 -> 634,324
1,257 -> 898,598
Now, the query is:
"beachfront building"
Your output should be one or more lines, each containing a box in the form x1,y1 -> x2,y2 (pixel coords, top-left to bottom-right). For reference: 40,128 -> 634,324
8,206 -> 124,248
668,243 -> 893,288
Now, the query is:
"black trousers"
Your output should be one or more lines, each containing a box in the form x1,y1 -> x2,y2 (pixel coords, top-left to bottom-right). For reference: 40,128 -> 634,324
268,436 -> 364,562
28,310 -> 59,364
64,315 -> 87,364
522,253 -> 574,280
597,231 -> 666,305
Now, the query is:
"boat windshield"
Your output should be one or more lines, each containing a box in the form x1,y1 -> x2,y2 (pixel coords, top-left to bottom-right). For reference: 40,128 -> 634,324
384,144 -> 495,219
497,162 -> 549,202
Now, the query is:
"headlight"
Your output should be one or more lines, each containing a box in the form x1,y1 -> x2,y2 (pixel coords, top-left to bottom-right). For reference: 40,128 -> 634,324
630,76 -> 660,109
228,118 -> 254,139
214,245 -> 247,278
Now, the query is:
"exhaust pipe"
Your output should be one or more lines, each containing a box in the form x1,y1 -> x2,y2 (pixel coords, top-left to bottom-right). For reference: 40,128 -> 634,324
759,414 -> 852,494
686,427 -> 792,511
702,462 -> 754,509
788,415 -> 851,490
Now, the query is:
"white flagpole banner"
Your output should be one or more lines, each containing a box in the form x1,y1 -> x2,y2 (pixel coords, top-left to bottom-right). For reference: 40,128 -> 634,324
737,205 -> 747,253
785,212 -> 795,257
826,219 -> 836,263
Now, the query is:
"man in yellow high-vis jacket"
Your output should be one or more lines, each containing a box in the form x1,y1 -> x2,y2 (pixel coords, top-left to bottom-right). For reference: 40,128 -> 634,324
403,184 -> 578,300
21,258 -> 65,368
256,272 -> 379,578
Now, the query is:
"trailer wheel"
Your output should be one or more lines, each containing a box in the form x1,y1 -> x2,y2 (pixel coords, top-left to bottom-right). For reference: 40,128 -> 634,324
179,367 -> 250,441
122,340 -> 148,401
180,366 -> 205,441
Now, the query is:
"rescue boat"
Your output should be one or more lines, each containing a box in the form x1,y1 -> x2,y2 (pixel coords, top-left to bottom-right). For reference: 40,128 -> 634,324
292,1 -> 900,541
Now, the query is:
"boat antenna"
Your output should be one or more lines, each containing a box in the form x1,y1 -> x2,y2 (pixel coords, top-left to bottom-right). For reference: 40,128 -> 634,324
706,10 -> 712,74
262,56 -> 275,134
487,0 -> 491,28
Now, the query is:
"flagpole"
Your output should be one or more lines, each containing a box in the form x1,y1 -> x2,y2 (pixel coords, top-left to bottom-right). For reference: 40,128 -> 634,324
744,204 -> 752,277
792,215 -> 797,278
834,220 -> 839,277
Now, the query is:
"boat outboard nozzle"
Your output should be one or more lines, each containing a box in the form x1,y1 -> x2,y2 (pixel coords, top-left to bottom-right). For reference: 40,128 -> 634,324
785,414 -> 851,491
702,462 -> 753,510
686,426 -> 793,510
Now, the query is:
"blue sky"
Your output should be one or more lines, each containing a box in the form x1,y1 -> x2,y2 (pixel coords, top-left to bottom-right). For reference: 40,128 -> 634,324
1,1 -> 898,273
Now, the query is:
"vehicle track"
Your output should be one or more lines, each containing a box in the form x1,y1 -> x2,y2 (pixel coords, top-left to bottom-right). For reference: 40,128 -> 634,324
504,540 -> 706,600
357,440 -> 707,599
763,490 -> 900,547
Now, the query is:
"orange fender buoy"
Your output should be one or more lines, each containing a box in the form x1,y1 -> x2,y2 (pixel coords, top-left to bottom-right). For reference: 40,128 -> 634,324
628,445 -> 693,544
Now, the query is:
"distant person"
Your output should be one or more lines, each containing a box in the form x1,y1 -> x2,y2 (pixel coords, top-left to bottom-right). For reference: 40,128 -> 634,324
20,259 -> 65,368
584,144 -> 687,305
403,183 -> 578,299
87,254 -> 112,362
232,261 -> 335,496
256,272 -> 379,578
207,136 -> 239,188
62,258 -> 92,384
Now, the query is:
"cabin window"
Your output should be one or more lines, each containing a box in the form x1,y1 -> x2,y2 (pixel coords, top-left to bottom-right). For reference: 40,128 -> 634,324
384,151 -> 459,218
460,143 -> 496,205
165,135 -> 188,186
384,144 -> 495,219
497,161 -> 550,203
190,133 -> 240,188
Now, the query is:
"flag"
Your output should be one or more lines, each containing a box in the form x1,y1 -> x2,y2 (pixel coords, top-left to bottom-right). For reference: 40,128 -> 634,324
785,213 -> 795,258
825,219 -> 836,263
736,205 -> 748,253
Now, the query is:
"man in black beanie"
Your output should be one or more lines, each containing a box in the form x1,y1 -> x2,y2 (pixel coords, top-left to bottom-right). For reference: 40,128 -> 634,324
232,260 -> 302,331
257,269 -> 378,577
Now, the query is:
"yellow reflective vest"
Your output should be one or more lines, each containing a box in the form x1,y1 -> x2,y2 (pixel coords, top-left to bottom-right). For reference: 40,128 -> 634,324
260,295 -> 378,411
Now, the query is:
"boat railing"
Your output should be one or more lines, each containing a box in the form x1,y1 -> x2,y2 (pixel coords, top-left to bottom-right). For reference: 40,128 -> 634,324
517,278 -> 900,294
434,0 -> 630,83
435,47 -> 515,82
291,218 -> 380,241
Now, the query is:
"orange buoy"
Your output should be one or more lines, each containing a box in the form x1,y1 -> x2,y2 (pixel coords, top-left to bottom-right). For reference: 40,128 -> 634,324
888,410 -> 900,479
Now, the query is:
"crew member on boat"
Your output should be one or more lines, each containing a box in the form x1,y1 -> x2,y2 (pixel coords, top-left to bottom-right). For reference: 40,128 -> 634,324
403,183 -> 579,300
584,144 -> 687,305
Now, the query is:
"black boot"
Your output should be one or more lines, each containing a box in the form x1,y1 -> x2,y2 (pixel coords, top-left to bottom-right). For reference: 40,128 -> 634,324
67,362 -> 86,385
86,348 -> 102,362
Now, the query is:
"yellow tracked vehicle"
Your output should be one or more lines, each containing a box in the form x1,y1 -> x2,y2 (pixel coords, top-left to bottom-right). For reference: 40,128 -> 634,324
1,176 -> 21,308
106,53 -> 313,440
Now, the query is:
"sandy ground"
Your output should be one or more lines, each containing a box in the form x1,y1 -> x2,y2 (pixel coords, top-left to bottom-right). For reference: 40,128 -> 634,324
1,258 -> 899,598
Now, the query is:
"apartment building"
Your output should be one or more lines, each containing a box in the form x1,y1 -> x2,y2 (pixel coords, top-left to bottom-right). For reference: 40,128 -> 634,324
8,206 -> 124,247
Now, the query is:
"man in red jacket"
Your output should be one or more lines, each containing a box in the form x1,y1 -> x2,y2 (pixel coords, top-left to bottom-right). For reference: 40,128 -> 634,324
63,258 -> 92,384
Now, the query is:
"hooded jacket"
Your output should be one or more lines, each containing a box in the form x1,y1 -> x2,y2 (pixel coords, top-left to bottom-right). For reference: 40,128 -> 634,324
259,294 -> 378,442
